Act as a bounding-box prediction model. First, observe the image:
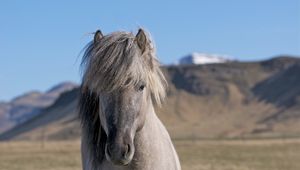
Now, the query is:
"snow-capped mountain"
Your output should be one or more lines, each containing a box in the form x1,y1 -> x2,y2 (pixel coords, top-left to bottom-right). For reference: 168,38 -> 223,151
177,53 -> 233,65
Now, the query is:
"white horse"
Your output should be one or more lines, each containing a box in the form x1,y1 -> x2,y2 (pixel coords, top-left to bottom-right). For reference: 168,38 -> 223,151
79,29 -> 181,170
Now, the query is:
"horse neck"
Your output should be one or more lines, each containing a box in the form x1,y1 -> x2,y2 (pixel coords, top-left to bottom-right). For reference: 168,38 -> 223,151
135,102 -> 168,148
133,103 -> 181,169
142,103 -> 160,132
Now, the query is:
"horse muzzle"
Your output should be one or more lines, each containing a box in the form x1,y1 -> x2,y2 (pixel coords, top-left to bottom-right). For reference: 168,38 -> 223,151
105,141 -> 134,165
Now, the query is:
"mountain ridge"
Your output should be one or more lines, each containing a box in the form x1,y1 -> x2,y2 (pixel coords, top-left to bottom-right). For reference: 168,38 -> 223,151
1,56 -> 300,140
0,82 -> 78,134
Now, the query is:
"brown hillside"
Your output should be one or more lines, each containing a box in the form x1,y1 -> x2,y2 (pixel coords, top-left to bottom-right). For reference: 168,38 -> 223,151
1,56 -> 300,140
0,82 -> 78,133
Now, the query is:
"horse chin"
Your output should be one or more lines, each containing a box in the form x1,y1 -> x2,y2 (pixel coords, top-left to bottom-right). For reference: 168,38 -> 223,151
111,157 -> 132,166
105,153 -> 133,166
105,143 -> 134,166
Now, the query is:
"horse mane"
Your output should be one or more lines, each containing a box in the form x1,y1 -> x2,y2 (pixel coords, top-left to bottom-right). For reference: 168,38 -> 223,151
78,86 -> 106,167
78,29 -> 167,167
81,30 -> 167,105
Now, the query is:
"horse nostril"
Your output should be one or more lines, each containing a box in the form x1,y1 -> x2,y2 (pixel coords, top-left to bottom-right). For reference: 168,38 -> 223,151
106,145 -> 112,158
123,144 -> 131,158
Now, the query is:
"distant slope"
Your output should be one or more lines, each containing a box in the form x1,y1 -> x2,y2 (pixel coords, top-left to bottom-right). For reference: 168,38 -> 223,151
1,56 -> 300,140
253,63 -> 300,107
0,82 -> 78,133
252,63 -> 300,131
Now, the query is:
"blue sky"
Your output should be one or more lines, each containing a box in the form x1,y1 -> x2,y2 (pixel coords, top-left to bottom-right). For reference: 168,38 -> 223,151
0,0 -> 299,101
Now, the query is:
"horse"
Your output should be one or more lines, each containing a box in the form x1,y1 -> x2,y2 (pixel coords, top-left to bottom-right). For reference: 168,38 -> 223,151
78,28 -> 181,170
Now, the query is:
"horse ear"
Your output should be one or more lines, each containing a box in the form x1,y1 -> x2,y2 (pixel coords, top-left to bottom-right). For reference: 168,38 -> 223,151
135,28 -> 148,53
94,30 -> 103,44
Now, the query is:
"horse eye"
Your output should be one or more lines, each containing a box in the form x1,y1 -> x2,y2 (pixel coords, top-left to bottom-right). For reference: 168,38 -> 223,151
138,85 -> 145,91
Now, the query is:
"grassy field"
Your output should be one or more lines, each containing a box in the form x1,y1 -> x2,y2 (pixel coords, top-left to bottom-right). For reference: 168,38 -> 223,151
0,139 -> 299,170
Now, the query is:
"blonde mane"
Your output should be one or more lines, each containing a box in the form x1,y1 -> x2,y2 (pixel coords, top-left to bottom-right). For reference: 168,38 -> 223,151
81,30 -> 167,105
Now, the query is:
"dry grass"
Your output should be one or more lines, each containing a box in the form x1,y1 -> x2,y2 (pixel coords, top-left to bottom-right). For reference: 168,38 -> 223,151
177,139 -> 300,170
0,141 -> 81,170
0,139 -> 299,170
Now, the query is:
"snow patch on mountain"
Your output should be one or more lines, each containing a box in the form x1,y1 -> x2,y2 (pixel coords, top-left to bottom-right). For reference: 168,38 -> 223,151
176,53 -> 234,65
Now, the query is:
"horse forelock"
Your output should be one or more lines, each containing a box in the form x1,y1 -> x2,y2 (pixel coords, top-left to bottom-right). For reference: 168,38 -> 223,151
81,30 -> 167,105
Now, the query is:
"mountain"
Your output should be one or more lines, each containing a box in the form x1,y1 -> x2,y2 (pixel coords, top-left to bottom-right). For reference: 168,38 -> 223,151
0,82 -> 78,133
0,56 -> 300,141
176,53 -> 232,65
